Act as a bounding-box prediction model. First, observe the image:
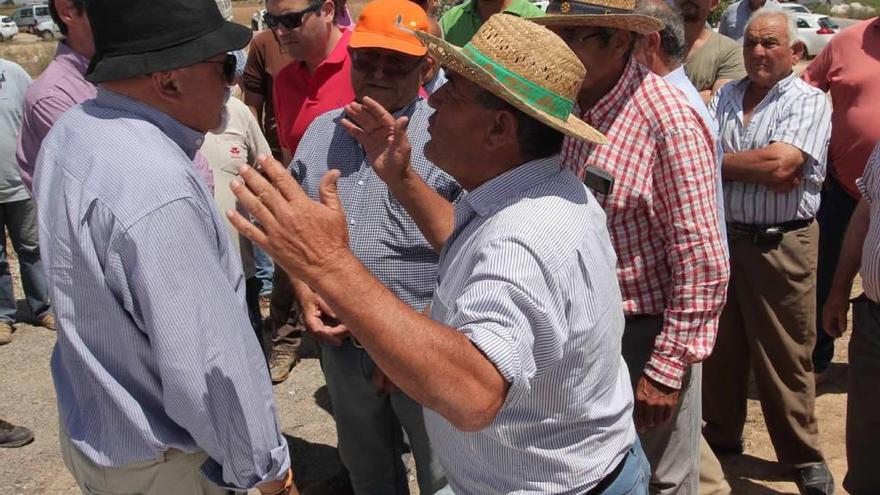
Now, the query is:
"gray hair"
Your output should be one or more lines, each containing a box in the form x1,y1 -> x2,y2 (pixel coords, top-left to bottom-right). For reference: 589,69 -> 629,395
635,0 -> 687,64
745,6 -> 799,46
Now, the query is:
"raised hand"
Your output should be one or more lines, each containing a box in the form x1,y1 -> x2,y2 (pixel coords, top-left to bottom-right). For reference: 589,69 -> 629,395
340,96 -> 413,185
228,154 -> 351,287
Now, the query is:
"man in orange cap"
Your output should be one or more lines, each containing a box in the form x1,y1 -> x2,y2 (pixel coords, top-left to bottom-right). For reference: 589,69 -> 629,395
288,0 -> 459,493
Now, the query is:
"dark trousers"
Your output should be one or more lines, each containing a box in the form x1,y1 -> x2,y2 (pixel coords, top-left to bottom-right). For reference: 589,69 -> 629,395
814,175 -> 858,373
269,268 -> 303,353
844,295 -> 880,494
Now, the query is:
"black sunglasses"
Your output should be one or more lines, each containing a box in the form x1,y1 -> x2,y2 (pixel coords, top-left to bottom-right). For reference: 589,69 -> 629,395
202,53 -> 238,85
263,4 -> 322,30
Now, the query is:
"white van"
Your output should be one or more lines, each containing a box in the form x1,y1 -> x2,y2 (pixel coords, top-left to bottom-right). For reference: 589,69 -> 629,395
12,4 -> 51,33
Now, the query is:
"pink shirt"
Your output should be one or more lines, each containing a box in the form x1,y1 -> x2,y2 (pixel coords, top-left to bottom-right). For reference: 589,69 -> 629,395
802,18 -> 880,199
16,42 -> 96,194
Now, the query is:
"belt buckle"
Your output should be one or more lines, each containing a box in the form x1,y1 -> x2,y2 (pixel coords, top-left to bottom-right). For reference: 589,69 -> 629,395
753,226 -> 783,246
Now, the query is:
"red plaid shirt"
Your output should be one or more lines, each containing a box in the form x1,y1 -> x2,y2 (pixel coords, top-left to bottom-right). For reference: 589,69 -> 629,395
562,59 -> 729,389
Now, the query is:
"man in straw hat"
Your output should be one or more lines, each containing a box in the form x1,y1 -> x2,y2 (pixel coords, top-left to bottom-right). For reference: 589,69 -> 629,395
283,0 -> 458,493
229,12 -> 650,495
32,0 -> 297,493
532,2 -> 729,494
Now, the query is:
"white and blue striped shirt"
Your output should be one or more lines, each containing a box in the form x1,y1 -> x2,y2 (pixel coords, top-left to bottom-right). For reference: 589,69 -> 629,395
291,97 -> 461,310
711,72 -> 832,225
857,143 -> 880,303
426,157 -> 636,494
33,88 -> 290,489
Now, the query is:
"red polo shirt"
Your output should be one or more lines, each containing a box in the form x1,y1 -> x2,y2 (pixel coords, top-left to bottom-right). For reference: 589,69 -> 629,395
803,18 -> 880,199
273,29 -> 355,156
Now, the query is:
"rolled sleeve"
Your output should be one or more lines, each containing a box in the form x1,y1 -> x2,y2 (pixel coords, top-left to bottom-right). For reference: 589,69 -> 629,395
651,125 -> 730,389
770,91 -> 832,169
116,199 -> 289,489
442,237 -> 566,409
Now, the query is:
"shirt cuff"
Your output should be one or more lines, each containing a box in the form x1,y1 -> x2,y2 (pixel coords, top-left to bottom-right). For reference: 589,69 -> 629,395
644,351 -> 687,390
201,440 -> 291,490
464,323 -> 529,411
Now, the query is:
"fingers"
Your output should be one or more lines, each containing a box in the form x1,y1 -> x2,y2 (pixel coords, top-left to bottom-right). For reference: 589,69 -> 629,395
340,117 -> 369,144
319,170 -> 345,216
303,314 -> 344,346
360,96 -> 397,128
254,154 -> 306,204
230,175 -> 280,236
227,209 -> 270,248
316,294 -> 338,319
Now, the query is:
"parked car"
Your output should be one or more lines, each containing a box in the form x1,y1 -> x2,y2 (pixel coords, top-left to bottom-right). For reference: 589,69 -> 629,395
532,0 -> 550,11
795,14 -> 838,58
33,18 -> 59,40
0,16 -> 19,42
11,4 -> 50,33
781,2 -> 813,14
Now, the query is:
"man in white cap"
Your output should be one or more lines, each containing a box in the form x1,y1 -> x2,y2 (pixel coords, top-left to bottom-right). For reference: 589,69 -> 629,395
230,12 -> 648,495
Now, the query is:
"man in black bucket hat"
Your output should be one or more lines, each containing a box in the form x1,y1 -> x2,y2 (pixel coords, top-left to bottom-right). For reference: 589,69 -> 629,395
32,0 -> 299,494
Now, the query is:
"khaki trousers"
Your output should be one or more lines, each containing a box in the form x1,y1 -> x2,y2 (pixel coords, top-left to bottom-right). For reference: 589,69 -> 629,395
698,435 -> 730,495
703,222 -> 824,467
59,427 -> 231,495
844,295 -> 880,494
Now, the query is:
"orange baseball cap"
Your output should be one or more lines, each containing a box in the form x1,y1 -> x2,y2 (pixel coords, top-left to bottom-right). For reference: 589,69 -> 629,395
349,0 -> 429,56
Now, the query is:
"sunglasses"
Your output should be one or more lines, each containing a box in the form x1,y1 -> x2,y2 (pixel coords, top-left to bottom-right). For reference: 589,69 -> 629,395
350,50 -> 423,79
202,53 -> 238,85
263,4 -> 322,30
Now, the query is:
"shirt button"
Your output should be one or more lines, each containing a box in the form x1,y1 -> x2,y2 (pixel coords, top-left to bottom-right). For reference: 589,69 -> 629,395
357,180 -> 364,186
349,219 -> 357,225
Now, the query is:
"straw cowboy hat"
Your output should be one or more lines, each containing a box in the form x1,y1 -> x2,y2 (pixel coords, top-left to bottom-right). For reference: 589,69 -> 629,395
533,0 -> 663,35
409,13 -> 606,144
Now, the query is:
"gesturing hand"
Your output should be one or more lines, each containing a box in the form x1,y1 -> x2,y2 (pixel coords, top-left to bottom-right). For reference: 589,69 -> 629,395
634,375 -> 681,433
341,96 -> 413,185
295,281 -> 350,346
228,154 -> 351,287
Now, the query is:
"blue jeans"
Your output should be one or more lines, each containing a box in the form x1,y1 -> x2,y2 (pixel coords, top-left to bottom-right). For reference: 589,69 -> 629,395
814,175 -> 858,373
0,199 -> 51,322
252,245 -> 274,296
598,440 -> 651,495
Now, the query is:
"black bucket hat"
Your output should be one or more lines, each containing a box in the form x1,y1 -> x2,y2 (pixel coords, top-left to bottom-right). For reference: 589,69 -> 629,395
85,0 -> 252,83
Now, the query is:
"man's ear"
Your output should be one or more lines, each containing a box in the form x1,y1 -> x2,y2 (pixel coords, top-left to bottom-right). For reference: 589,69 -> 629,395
485,108 -> 518,152
791,40 -> 806,63
152,71 -> 183,102
611,29 -> 635,59
422,55 -> 437,86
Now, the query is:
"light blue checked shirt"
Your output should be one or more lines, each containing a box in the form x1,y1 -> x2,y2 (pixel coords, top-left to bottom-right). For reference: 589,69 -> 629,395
711,72 -> 832,224
290,97 -> 461,310
426,157 -> 636,494
33,88 -> 290,490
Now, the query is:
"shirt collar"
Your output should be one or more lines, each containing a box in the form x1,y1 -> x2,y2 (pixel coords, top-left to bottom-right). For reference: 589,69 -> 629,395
55,41 -> 91,78
734,69 -> 798,96
95,88 -> 206,159
583,57 -> 644,124
664,66 -> 688,87
463,155 -> 562,217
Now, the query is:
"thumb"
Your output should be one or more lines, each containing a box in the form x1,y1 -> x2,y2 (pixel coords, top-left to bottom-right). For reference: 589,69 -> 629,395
319,169 -> 344,214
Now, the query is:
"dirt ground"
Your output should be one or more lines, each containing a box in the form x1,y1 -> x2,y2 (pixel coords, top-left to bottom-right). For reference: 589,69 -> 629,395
0,2 -> 853,493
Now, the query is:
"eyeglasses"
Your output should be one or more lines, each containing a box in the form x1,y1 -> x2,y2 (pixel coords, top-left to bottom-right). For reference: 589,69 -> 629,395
556,29 -> 604,46
202,53 -> 238,85
263,4 -> 322,30
350,50 -> 423,79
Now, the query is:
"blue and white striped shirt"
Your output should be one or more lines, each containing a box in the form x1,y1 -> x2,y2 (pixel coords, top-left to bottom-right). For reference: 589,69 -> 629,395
426,157 -> 636,495
857,143 -> 880,303
711,72 -> 832,224
291,97 -> 460,309
34,88 -> 290,489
